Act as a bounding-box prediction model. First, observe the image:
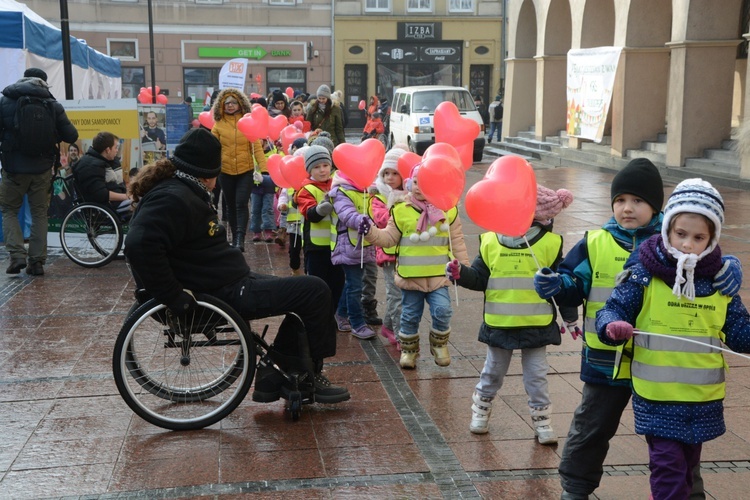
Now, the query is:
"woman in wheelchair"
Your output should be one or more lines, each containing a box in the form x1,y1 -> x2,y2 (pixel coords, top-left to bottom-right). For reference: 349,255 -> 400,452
124,128 -> 349,405
72,131 -> 131,222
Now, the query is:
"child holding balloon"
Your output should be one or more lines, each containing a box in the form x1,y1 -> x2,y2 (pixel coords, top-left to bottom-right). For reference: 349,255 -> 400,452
595,179 -> 750,500
446,185 -> 576,443
368,146 -> 410,345
358,167 -> 470,369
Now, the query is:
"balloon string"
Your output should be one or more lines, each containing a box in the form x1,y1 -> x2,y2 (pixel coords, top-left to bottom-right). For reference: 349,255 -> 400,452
633,330 -> 750,361
449,229 -> 459,306
360,189 -> 367,268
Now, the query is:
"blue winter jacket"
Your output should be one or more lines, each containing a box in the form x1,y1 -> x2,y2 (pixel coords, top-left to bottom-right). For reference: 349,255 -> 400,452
595,249 -> 750,444
554,213 -> 663,385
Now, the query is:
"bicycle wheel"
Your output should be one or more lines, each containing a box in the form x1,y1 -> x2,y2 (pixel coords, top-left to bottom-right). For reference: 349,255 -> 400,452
113,294 -> 255,430
60,203 -> 123,268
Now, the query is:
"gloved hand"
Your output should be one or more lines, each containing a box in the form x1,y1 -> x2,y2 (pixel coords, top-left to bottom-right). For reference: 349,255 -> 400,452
315,201 -> 333,216
167,289 -> 197,317
357,214 -> 372,235
606,321 -> 634,341
445,259 -> 461,282
252,170 -> 263,185
534,267 -> 562,299
561,321 -> 582,340
714,255 -> 743,297
278,203 -> 288,213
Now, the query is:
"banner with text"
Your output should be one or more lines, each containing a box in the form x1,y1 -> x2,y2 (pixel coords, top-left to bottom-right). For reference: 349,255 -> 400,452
219,58 -> 249,91
566,46 -> 622,143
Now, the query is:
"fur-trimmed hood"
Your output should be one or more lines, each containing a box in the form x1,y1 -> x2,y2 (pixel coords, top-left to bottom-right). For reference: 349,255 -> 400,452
212,88 -> 252,122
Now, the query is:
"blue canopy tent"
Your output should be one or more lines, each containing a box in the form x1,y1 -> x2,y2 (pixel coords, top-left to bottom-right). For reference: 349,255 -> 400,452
0,0 -> 121,98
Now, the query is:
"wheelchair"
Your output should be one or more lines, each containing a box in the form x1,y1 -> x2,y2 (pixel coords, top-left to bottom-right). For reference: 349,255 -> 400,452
113,291 -> 317,431
56,173 -> 127,268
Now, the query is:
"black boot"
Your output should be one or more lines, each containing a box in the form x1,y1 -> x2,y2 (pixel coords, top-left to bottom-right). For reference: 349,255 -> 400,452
233,232 -> 245,252
252,363 -> 286,402
363,299 -> 382,325
312,359 -> 350,404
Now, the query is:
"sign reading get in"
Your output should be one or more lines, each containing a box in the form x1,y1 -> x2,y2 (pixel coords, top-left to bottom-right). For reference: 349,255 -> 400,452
198,46 -> 292,60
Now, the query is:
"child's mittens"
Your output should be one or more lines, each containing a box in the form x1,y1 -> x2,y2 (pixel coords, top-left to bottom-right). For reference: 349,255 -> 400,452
714,255 -> 743,297
253,170 -> 263,184
357,214 -> 372,235
534,267 -> 562,299
445,259 -> 461,282
315,201 -> 333,216
278,202 -> 288,213
561,321 -> 582,340
606,321 -> 634,341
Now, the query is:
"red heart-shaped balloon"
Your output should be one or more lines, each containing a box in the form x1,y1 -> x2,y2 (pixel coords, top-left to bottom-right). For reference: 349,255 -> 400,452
433,101 -> 480,170
285,86 -> 294,99
417,154 -> 465,211
454,143 -> 474,171
280,125 -> 305,155
156,94 -> 168,105
465,160 -> 537,237
485,155 -> 533,181
398,151 -> 422,181
332,139 -> 386,191
237,113 -> 262,142
280,155 -> 308,191
267,154 -> 291,189
268,115 -> 289,142
198,111 -> 215,130
422,142 -> 461,165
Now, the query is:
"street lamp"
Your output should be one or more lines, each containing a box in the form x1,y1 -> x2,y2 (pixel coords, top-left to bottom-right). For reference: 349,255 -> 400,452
58,0 -> 74,99
148,0 -> 156,103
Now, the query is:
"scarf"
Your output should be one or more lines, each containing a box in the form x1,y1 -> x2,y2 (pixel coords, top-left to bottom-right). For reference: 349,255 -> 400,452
409,196 -> 446,234
174,170 -> 216,211
638,235 -> 722,300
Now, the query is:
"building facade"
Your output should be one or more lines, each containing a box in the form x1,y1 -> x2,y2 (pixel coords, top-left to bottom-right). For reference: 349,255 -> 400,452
333,1 -> 504,127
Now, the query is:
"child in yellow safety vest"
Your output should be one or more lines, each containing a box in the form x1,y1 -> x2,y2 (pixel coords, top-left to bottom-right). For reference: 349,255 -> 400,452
447,185 -> 576,444
596,179 -> 750,500
358,167 -> 470,369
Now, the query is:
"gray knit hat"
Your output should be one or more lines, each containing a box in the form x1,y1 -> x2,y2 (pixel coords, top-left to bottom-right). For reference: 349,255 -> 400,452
304,145 -> 332,174
316,84 -> 332,100
311,132 -> 335,155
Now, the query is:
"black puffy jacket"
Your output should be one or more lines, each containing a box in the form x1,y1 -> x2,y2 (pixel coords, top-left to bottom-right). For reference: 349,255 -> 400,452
0,77 -> 78,174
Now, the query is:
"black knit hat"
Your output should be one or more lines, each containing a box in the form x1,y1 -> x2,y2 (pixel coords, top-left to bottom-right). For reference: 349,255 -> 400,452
24,67 -> 48,82
272,90 -> 286,104
610,158 -> 664,212
172,128 -> 222,178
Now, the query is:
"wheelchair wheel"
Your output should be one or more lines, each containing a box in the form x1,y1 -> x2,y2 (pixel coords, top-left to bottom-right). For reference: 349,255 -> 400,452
113,294 -> 255,431
60,203 -> 123,268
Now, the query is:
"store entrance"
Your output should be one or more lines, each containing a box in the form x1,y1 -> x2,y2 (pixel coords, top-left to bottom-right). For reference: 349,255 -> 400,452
344,64 -> 367,129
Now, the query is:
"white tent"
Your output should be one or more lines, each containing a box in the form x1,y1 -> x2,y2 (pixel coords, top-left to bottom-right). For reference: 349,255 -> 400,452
0,0 -> 121,98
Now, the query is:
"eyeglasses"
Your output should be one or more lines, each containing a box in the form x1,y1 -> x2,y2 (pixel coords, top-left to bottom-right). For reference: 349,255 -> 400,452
224,101 -> 238,106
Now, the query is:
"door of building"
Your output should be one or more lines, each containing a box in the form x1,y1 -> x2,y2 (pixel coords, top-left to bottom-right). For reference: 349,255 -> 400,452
469,64 -> 491,124
344,64 -> 367,129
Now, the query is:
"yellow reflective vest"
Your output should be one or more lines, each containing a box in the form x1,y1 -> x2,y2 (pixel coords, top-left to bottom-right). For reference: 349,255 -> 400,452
584,230 -> 631,353
617,279 -> 730,403
368,193 -> 397,256
480,232 -> 561,328
330,187 -> 372,250
392,203 -> 457,278
286,188 -> 302,223
301,184 -> 331,247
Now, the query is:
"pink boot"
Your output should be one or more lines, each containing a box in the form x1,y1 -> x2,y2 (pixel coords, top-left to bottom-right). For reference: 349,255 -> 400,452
380,325 -> 398,345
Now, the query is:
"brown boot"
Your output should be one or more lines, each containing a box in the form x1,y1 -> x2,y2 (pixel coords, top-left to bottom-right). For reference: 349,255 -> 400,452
275,227 -> 287,247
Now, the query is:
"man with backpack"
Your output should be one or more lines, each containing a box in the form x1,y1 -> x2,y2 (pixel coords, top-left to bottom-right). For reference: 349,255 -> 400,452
0,68 -> 79,276
487,95 -> 503,144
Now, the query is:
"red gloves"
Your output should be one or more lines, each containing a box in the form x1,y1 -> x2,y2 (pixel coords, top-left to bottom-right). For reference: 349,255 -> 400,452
606,321 -> 634,341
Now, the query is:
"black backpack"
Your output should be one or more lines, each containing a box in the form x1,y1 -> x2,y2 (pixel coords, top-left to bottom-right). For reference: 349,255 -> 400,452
13,96 -> 58,157
492,102 -> 503,121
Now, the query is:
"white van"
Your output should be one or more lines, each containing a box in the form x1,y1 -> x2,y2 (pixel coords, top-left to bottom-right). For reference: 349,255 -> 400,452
389,85 -> 485,162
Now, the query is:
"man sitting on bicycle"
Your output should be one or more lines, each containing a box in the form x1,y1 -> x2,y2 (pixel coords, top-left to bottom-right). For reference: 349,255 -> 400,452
72,131 -> 131,221
124,128 -> 349,405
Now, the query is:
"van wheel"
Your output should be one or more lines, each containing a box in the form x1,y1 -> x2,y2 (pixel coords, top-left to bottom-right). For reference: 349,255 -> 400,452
473,148 -> 483,162
408,139 -> 416,154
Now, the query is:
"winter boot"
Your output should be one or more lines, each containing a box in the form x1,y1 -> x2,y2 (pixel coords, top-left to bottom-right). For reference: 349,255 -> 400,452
398,332 -> 420,369
275,227 -> 287,247
233,232 -> 245,252
252,232 -> 262,242
291,268 -> 303,276
263,229 -> 274,243
251,362 -> 287,402
531,405 -> 558,445
470,392 -> 493,434
429,328 -> 451,367
363,299 -> 382,325
312,359 -> 350,404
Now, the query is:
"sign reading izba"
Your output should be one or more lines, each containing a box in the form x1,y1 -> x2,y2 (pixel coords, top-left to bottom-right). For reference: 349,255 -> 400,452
198,47 -> 293,60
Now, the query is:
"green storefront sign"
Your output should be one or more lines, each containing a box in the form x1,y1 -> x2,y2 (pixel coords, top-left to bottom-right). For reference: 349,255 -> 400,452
198,47 -> 293,60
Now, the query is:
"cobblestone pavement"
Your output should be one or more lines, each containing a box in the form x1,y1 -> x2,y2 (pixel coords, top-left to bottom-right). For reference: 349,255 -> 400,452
2,157 -> 750,499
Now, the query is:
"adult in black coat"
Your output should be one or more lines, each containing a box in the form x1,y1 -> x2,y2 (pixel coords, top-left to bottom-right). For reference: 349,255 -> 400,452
73,131 -> 131,220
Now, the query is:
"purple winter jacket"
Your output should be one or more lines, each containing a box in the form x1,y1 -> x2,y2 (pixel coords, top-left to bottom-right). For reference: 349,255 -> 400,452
329,172 -> 376,266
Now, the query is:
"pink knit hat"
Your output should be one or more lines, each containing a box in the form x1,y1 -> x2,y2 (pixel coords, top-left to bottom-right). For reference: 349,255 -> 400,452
534,185 -> 574,223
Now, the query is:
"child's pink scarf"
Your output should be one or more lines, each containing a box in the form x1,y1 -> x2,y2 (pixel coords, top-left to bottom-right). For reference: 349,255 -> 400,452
410,197 -> 446,233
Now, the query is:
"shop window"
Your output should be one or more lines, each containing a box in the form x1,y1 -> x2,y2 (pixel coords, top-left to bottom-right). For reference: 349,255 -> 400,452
267,68 -> 306,95
184,67 -> 222,108
407,0 -> 433,12
121,67 -> 145,100
269,0 -> 296,4
365,0 -> 390,12
448,0 -> 474,12
108,39 -> 138,61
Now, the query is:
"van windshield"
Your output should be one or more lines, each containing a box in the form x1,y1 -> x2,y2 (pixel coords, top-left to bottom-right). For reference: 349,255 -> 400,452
412,90 -> 475,113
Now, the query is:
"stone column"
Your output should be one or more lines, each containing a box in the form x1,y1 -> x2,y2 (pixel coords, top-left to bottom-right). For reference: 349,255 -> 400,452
534,55 -> 567,141
741,33 -> 750,180
665,40 -> 740,167
503,57 -> 536,139
609,47 -> 670,156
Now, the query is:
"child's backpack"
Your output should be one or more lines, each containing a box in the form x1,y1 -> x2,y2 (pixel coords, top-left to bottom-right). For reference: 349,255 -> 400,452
13,96 -> 58,157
